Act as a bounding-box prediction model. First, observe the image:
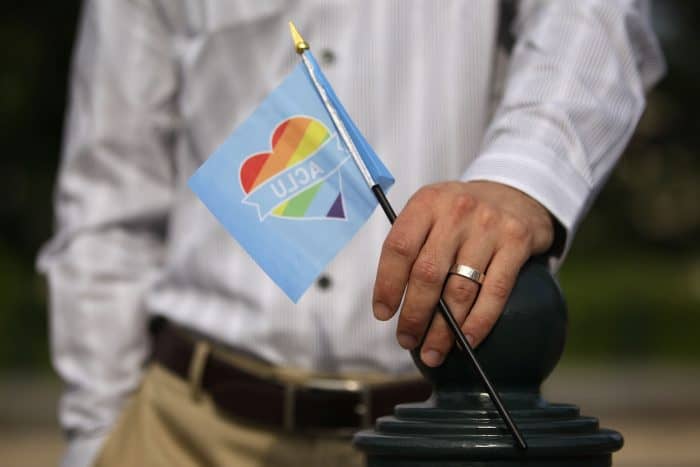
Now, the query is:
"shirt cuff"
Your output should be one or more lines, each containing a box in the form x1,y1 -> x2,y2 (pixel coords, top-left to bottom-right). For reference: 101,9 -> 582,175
461,141 -> 592,269
61,434 -> 108,467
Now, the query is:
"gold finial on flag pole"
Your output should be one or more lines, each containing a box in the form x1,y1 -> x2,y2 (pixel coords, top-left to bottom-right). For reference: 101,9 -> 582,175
288,21 -> 309,54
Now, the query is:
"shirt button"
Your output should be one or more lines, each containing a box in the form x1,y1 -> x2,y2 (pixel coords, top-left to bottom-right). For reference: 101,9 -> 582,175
317,275 -> 332,290
320,48 -> 336,66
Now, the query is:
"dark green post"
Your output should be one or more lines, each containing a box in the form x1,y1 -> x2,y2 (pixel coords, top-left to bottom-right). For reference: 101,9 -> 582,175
354,260 -> 623,466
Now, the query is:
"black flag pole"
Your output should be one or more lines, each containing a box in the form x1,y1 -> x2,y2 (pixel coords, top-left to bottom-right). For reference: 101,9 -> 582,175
289,22 -> 527,450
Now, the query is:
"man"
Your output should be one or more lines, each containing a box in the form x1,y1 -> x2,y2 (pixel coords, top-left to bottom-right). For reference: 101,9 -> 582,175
38,1 -> 664,466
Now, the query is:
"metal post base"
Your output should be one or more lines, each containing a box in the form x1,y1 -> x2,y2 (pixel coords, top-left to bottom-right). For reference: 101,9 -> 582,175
354,260 -> 623,466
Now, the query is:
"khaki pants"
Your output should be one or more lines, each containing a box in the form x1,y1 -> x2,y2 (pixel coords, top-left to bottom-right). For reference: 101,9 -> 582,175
94,364 -> 365,467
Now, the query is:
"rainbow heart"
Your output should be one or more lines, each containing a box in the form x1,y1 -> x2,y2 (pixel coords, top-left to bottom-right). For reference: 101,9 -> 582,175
239,116 -> 346,220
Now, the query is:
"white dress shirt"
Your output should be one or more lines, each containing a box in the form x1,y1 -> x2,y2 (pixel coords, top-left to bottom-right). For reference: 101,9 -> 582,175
38,1 -> 664,465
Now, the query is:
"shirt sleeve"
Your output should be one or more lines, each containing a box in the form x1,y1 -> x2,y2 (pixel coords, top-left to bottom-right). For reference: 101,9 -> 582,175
462,0 -> 666,267
36,1 -> 178,464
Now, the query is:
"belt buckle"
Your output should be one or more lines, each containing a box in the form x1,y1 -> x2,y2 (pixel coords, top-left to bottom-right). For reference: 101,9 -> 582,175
282,377 -> 372,433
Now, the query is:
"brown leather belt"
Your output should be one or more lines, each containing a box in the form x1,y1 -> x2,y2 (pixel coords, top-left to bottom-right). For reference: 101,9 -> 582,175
151,323 -> 432,432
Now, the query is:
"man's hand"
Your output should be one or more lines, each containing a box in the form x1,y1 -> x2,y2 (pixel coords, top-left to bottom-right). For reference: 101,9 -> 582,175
372,180 -> 555,367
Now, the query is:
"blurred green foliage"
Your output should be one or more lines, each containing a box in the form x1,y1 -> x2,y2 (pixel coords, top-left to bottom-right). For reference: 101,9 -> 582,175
1,2 -> 81,371
559,249 -> 700,365
557,1 -> 700,365
0,2 -> 697,371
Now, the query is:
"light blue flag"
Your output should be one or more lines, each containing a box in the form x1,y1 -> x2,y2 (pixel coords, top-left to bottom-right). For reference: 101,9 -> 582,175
189,61 -> 394,302
304,52 -> 394,191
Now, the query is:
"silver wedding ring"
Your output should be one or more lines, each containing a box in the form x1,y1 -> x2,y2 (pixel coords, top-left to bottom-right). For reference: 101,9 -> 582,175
449,264 -> 485,285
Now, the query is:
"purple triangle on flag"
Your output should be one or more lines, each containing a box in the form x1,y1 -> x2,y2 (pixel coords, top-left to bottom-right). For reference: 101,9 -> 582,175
326,193 -> 345,219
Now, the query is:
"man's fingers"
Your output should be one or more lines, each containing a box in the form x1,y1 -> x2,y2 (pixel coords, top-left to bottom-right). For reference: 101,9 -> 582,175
461,245 -> 528,347
374,181 -> 550,358
394,217 -> 466,350
419,239 -> 493,367
372,196 -> 434,321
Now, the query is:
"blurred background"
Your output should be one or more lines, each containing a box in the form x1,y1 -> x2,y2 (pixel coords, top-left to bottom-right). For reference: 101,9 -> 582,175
1,2 -> 698,466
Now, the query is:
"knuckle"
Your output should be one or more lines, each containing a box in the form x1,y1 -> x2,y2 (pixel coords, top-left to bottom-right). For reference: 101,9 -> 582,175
425,328 -> 453,351
476,205 -> 499,230
399,311 -> 427,334
503,216 -> 531,243
413,185 -> 441,204
452,193 -> 477,216
412,256 -> 443,285
373,277 -> 402,305
487,275 -> 512,301
465,314 -> 495,337
384,232 -> 414,258
447,279 -> 478,304
421,185 -> 442,199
